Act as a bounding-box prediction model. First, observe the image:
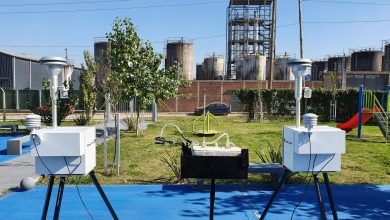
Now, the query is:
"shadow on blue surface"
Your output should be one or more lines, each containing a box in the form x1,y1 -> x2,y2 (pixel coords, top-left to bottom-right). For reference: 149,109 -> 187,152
0,184 -> 390,219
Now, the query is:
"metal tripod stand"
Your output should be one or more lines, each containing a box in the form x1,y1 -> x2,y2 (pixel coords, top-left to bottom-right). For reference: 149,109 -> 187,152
41,170 -> 119,220
259,169 -> 338,220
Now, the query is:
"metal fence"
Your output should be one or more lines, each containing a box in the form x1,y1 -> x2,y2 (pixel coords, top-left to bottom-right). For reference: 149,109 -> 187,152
112,100 -> 153,121
0,89 -> 41,110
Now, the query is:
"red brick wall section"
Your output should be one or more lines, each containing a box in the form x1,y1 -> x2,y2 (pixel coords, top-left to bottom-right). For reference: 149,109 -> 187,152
158,80 -> 323,112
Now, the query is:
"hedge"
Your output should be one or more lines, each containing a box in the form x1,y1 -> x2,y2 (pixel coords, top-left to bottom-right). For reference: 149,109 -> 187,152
233,89 -> 386,122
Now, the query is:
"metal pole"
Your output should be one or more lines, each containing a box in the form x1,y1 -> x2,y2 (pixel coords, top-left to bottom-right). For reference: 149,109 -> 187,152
89,171 -> 119,220
116,113 -> 120,176
0,88 -> 5,122
15,89 -> 19,111
53,177 -> 66,220
106,93 -> 111,123
296,76 -> 302,128
323,173 -> 339,220
313,174 -> 327,220
51,74 -> 58,128
41,176 -> 55,220
152,98 -> 157,122
357,85 -> 364,139
210,178 -> 216,220
268,0 -> 277,89
298,0 -> 305,88
260,168 -> 290,220
103,112 -> 108,175
38,89 -> 42,107
298,0 -> 304,59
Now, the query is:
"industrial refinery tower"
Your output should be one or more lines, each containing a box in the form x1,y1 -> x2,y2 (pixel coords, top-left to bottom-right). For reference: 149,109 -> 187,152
226,0 -> 274,79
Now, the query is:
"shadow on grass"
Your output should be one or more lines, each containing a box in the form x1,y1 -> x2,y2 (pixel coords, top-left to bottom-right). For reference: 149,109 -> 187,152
346,136 -> 386,144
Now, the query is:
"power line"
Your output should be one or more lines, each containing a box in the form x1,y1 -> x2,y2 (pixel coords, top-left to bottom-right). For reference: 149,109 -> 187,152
302,0 -> 390,6
1,18 -> 390,48
0,1 -> 227,15
304,18 -> 390,24
0,0 -> 135,7
0,45 -> 92,48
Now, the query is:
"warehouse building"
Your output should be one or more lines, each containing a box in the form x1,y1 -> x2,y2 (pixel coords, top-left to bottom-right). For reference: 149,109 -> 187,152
0,50 -> 81,90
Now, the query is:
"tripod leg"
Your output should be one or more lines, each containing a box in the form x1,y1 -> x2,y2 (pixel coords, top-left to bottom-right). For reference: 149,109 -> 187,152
53,177 -> 66,220
323,173 -> 338,220
41,176 -> 55,220
259,168 -> 290,220
313,174 -> 327,220
89,171 -> 119,220
210,179 -> 216,220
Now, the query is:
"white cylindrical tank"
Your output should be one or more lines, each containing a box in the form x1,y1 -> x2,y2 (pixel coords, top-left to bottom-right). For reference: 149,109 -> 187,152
236,54 -> 266,80
202,55 -> 225,80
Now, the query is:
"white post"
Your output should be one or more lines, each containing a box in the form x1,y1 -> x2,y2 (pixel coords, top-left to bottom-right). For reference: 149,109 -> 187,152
116,113 -> 120,176
103,112 -> 108,174
106,93 -> 111,123
38,89 -> 42,107
1,88 -> 5,122
51,74 -> 58,128
203,93 -> 206,115
15,90 -> 19,111
295,76 -> 302,128
152,98 -> 157,122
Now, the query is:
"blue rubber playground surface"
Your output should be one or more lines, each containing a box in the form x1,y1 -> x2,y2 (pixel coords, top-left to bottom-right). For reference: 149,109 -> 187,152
0,134 -> 31,164
0,184 -> 390,219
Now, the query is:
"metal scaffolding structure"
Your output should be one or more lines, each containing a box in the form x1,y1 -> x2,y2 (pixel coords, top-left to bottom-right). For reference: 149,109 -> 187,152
226,0 -> 274,79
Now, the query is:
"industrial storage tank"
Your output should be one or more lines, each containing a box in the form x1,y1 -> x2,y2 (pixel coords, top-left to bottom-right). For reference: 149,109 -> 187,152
165,39 -> 194,80
311,61 -> 328,81
202,54 -> 224,80
384,43 -> 390,71
328,56 -> 351,73
236,54 -> 266,80
196,64 -> 204,80
351,50 -> 383,71
274,56 -> 293,80
94,39 -> 110,61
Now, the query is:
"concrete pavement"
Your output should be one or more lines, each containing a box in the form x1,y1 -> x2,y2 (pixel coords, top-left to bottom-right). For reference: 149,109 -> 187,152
0,154 -> 37,196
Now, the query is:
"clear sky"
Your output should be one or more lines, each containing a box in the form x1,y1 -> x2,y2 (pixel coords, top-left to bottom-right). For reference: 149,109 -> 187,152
0,0 -> 389,67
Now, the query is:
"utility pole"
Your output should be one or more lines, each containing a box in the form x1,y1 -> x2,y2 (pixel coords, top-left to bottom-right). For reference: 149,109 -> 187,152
298,0 -> 304,59
268,0 -> 277,89
298,0 -> 305,87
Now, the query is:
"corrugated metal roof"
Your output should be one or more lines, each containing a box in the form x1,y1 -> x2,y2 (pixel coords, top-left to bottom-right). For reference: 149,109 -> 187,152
0,50 -> 40,61
0,50 -> 81,69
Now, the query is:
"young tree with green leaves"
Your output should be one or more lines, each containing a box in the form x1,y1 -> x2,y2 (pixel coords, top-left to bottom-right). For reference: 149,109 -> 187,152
75,51 -> 98,125
107,17 -> 190,135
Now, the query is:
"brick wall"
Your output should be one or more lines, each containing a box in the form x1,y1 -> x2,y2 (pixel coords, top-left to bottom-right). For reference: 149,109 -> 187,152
159,80 -> 323,112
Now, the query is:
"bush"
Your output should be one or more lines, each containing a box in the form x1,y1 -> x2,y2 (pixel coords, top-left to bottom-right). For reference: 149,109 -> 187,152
74,113 -> 90,126
121,115 -> 137,132
256,141 -> 282,164
233,88 -> 385,122
32,102 -> 74,126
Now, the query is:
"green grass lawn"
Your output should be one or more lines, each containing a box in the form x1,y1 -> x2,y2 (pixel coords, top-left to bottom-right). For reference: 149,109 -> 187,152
40,116 -> 390,185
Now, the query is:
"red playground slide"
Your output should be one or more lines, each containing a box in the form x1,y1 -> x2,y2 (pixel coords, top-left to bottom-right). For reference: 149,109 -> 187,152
336,109 -> 376,132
